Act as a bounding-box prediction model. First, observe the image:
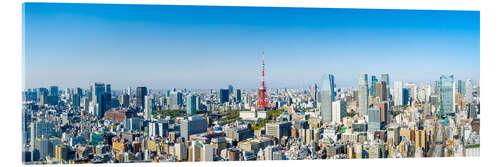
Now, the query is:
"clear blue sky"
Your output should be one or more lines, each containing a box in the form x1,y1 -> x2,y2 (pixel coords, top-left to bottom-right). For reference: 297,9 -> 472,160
23,3 -> 479,90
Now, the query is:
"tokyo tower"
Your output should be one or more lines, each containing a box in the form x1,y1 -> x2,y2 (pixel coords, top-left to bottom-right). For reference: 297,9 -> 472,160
256,52 -> 271,111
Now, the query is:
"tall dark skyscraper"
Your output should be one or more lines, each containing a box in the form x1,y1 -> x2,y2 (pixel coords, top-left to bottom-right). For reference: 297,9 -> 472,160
235,89 -> 242,102
49,86 -> 58,97
92,82 -> 105,105
105,84 -> 111,94
219,89 -> 230,104
403,88 -> 410,107
120,94 -> 130,107
136,87 -> 148,108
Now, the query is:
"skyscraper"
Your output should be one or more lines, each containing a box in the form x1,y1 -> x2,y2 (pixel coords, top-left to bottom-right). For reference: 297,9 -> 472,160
358,74 -> 369,116
72,94 -> 80,107
465,79 -> 473,103
235,89 -> 242,103
91,82 -> 106,118
105,84 -> 111,94
180,116 -> 208,139
381,74 -> 390,99
457,80 -> 465,97
49,86 -> 58,97
228,85 -> 234,95
375,81 -> 387,101
92,82 -> 105,106
375,102 -> 389,126
219,89 -> 229,104
144,95 -> 155,120
368,107 -> 382,132
320,74 -> 334,122
402,88 -> 410,106
136,87 -> 147,109
311,83 -> 318,107
440,74 -> 455,117
394,81 -> 404,106
370,75 -> 378,97
187,94 -> 197,116
332,100 -> 346,124
120,94 -> 130,107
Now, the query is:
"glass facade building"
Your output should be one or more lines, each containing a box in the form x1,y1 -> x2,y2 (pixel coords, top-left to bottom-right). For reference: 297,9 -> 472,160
358,74 -> 369,116
320,74 -> 334,122
439,74 -> 455,117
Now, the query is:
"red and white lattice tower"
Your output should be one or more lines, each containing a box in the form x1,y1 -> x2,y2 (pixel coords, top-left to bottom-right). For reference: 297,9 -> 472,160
256,52 -> 270,111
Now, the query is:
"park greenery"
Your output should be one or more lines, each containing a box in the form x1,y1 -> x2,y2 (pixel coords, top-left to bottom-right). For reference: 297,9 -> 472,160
219,110 -> 241,124
154,110 -> 185,118
465,144 -> 480,148
250,108 -> 286,131
153,108 -> 287,130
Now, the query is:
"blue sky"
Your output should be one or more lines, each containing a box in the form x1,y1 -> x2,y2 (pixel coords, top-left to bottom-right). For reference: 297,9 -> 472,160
23,3 -> 479,90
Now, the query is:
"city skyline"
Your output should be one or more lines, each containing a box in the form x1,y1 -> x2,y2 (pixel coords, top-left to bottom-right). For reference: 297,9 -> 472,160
21,3 -> 481,164
24,3 -> 479,89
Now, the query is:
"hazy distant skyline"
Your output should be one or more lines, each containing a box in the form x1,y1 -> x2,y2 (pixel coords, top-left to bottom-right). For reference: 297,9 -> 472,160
24,3 -> 479,89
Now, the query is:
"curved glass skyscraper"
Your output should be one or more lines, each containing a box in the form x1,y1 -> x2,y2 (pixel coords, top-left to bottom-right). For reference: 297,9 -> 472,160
320,74 -> 334,122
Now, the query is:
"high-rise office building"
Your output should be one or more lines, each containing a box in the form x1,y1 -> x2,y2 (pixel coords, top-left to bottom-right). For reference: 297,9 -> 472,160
228,85 -> 234,95
265,122 -> 292,139
180,116 -> 208,139
465,79 -> 473,103
191,141 -> 215,162
320,74 -> 334,122
376,81 -> 387,101
375,102 -> 389,126
457,80 -> 465,97
120,94 -> 130,107
72,94 -> 80,107
167,91 -> 183,110
381,74 -> 390,99
105,84 -> 111,94
394,81 -> 404,106
30,121 -> 54,151
148,121 -> 159,137
219,89 -> 229,104
92,82 -> 105,106
332,100 -> 346,124
312,83 -> 318,107
402,88 -> 410,106
358,74 -> 369,116
440,74 -> 455,117
136,87 -> 147,108
49,86 -> 58,97
144,95 -> 154,120
368,107 -> 382,132
235,89 -> 242,103
187,94 -> 197,115
371,75 -> 378,97
39,91 -> 47,105
90,82 -> 107,118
